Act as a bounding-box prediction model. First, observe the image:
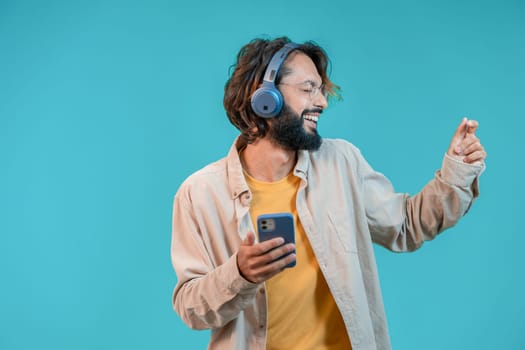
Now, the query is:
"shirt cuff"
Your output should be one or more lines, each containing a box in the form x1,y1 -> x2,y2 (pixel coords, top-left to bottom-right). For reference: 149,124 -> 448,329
440,153 -> 485,188
222,252 -> 260,296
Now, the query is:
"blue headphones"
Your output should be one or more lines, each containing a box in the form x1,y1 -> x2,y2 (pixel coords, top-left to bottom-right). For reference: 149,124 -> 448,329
250,43 -> 300,118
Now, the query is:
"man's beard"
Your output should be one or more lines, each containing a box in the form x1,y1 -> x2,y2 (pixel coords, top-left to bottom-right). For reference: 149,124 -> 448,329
268,104 -> 322,151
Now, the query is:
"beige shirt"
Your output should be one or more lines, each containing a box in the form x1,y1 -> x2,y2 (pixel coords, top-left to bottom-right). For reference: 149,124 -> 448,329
171,137 -> 484,350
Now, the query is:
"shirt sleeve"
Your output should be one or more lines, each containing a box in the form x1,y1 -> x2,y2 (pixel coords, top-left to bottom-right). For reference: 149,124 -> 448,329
171,188 -> 259,329
359,150 -> 485,252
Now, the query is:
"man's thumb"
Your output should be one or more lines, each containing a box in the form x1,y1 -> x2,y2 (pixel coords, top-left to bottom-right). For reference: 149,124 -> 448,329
242,232 -> 256,246
453,117 -> 468,142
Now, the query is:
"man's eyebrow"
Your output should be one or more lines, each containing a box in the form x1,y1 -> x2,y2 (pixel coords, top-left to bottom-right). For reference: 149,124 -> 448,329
300,79 -> 322,87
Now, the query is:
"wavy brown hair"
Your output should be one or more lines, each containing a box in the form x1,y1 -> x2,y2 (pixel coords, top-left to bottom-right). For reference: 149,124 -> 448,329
223,37 -> 341,144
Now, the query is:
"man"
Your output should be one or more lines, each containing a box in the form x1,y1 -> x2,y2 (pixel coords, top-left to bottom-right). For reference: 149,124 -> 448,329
171,37 -> 486,350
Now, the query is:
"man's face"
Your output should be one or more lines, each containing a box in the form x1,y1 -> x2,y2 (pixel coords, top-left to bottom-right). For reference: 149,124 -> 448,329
268,52 -> 328,151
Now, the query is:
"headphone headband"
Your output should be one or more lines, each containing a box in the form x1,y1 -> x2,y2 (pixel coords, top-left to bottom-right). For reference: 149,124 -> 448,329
262,43 -> 300,84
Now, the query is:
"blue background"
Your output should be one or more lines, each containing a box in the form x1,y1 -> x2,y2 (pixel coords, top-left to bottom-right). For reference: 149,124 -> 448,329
1,0 -> 524,349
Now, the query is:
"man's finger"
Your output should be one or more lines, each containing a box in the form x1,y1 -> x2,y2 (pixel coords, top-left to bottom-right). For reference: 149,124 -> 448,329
466,119 -> 479,134
263,242 -> 295,261
255,237 -> 286,255
453,117 -> 468,141
448,117 -> 469,156
464,150 -> 487,164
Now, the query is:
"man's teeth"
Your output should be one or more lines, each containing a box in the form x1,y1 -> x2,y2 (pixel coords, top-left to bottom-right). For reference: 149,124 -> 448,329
303,114 -> 318,123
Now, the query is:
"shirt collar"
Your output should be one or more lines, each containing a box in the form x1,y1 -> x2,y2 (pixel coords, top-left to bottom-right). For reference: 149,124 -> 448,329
226,136 -> 311,199
227,136 -> 250,199
294,149 -> 309,180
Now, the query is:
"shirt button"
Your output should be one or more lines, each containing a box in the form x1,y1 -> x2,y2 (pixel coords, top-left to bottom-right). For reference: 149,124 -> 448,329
259,288 -> 265,294
259,324 -> 265,329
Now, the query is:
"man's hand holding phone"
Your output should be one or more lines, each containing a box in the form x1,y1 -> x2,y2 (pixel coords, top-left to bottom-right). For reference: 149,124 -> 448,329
237,232 -> 296,284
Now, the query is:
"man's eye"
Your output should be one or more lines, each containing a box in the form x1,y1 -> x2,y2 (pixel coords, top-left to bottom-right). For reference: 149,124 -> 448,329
303,88 -> 314,93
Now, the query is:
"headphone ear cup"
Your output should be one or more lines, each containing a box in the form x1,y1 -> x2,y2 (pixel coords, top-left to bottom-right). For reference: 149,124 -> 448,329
250,85 -> 283,118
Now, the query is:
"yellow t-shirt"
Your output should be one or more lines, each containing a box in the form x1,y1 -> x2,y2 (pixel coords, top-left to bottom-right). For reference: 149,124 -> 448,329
245,170 -> 352,350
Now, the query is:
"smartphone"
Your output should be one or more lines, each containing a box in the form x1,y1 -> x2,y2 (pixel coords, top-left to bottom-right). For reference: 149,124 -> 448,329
257,212 -> 296,268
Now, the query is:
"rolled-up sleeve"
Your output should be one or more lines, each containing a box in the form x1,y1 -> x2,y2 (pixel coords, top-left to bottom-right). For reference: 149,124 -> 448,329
171,188 -> 259,329
360,150 -> 485,252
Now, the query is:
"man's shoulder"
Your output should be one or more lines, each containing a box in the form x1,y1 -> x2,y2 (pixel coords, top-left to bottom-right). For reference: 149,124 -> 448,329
320,138 -> 358,151
300,138 -> 367,176
176,157 -> 229,195
186,157 -> 227,182
315,138 -> 363,160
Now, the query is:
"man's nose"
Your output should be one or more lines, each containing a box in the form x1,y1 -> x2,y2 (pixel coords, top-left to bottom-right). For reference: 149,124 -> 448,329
314,91 -> 328,109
